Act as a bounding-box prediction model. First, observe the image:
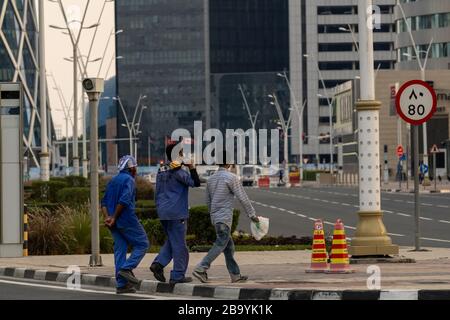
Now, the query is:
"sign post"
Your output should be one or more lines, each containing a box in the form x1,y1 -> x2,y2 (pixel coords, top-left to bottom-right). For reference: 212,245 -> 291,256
430,144 -> 439,192
397,145 -> 404,189
396,80 -> 437,251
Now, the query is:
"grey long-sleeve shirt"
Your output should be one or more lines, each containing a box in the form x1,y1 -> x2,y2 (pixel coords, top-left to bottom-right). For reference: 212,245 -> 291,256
206,167 -> 257,228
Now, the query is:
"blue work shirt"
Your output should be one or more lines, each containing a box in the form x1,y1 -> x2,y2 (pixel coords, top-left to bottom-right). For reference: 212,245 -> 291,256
101,171 -> 140,228
156,165 -> 198,220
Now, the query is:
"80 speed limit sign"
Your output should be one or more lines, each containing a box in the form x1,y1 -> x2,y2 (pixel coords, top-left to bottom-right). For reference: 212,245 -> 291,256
395,80 -> 437,125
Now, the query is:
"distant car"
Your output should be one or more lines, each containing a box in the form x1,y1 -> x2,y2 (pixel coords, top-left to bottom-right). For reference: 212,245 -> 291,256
242,165 -> 262,186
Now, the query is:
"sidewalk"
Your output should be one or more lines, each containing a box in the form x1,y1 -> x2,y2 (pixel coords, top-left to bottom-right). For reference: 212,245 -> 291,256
2,248 -> 450,299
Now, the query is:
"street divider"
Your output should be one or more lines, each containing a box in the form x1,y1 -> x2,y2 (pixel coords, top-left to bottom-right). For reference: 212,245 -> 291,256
306,219 -> 329,273
326,219 -> 354,274
258,176 -> 270,188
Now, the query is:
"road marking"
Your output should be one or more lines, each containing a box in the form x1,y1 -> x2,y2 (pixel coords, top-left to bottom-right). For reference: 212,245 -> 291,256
439,220 -> 450,224
384,210 -> 393,213
419,217 -> 433,221
423,203 -> 433,206
0,279 -> 177,300
342,203 -> 351,206
396,213 -> 411,217
437,205 -> 449,208
297,214 -> 307,218
387,232 -> 405,237
421,237 -> 450,244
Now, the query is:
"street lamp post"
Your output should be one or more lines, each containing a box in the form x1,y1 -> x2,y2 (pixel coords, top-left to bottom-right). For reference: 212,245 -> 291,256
38,0 -> 50,182
397,2 -> 434,186
83,78 -> 104,267
349,0 -> 398,257
276,72 -> 306,181
269,94 -> 292,187
304,54 -> 335,174
49,0 -> 99,176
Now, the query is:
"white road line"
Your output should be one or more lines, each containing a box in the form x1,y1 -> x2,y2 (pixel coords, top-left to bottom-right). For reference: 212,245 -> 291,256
384,210 -> 393,213
439,220 -> 450,224
0,279 -> 175,300
342,203 -> 351,206
419,217 -> 433,221
308,217 -> 316,221
423,203 -> 433,206
322,200 -> 329,203
421,237 -> 450,244
387,233 -> 405,237
437,205 -> 449,208
396,213 -> 411,217
297,214 -> 307,218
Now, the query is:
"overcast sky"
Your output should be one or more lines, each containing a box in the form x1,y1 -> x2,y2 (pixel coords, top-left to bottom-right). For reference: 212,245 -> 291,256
43,0 -> 116,138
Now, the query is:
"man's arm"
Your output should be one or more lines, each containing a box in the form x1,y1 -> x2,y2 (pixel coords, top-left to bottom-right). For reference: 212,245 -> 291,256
206,182 -> 212,213
174,166 -> 201,187
229,175 -> 259,222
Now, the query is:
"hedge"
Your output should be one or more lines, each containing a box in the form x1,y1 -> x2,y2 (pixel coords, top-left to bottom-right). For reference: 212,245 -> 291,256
56,187 -> 90,205
141,219 -> 166,246
135,207 -> 158,220
31,181 -> 69,203
187,205 -> 240,244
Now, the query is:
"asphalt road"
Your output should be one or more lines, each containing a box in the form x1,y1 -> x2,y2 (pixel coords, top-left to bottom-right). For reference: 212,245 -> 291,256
189,185 -> 450,248
0,277 -> 179,300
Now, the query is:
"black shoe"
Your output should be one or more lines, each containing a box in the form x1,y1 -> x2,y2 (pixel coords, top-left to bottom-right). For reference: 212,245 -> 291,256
116,283 -> 137,294
118,269 -> 140,285
169,277 -> 193,285
192,270 -> 209,283
150,262 -> 166,283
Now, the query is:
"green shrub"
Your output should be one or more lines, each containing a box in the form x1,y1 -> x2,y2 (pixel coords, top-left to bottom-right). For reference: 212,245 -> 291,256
100,225 -> 114,253
303,171 -> 320,181
136,200 -> 156,208
31,181 -> 68,203
61,206 -> 91,254
64,176 -> 88,187
26,202 -> 61,211
135,207 -> 158,220
28,207 -> 68,255
57,187 -> 90,205
135,177 -> 154,200
141,218 -> 166,246
187,206 -> 240,244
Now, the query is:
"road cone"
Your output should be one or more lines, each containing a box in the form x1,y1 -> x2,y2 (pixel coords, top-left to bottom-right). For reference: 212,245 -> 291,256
326,219 -> 355,274
306,219 -> 328,273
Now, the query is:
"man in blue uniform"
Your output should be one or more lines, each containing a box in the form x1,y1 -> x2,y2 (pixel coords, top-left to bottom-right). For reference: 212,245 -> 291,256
150,142 -> 201,284
101,155 -> 149,294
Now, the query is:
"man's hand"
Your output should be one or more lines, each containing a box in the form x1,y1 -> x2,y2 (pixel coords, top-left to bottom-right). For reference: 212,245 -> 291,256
251,216 -> 260,224
104,216 -> 116,228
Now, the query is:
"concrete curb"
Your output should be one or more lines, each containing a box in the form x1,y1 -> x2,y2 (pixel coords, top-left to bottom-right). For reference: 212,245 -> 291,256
381,188 -> 450,194
2,266 -> 450,300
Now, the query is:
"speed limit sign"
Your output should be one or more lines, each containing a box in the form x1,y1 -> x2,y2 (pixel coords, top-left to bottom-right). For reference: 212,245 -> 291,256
395,80 -> 437,125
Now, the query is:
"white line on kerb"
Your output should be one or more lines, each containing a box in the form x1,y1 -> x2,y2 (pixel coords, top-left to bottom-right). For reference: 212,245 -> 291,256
0,279 -> 174,300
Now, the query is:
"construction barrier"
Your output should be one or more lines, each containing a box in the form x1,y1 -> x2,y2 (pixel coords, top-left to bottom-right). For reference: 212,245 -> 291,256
258,176 -> 270,188
306,219 -> 329,273
326,219 -> 354,274
289,175 -> 300,186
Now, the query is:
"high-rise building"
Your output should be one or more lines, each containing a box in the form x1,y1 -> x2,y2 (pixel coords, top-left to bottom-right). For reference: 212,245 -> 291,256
289,0 -> 397,166
0,0 -> 54,168
396,0 -> 450,71
115,0 -> 290,163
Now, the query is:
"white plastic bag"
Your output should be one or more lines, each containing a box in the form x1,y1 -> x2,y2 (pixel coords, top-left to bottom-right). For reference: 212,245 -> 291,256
251,216 -> 270,241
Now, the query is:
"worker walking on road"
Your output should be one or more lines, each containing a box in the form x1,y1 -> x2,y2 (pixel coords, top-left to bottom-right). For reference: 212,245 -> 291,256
193,150 -> 259,283
101,155 -> 150,294
150,142 -> 201,284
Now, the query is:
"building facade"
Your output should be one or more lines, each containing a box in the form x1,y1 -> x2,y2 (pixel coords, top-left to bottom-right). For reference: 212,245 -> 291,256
115,0 -> 290,163
396,0 -> 450,71
289,0 -> 397,166
0,0 -> 54,169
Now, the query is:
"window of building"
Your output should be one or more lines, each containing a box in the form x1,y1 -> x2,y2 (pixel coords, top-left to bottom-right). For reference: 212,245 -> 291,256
318,43 -> 353,52
317,6 -> 356,15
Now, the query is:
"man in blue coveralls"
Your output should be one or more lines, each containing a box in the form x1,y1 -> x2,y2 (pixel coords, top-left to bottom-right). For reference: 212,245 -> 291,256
150,142 -> 201,284
101,155 -> 149,294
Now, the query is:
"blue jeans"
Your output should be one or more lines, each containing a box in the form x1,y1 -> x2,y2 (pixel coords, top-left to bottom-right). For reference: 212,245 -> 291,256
153,219 -> 189,281
111,223 -> 149,288
196,223 -> 240,276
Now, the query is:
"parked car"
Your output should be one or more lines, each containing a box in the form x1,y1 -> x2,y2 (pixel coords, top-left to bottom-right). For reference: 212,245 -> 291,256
242,165 -> 262,186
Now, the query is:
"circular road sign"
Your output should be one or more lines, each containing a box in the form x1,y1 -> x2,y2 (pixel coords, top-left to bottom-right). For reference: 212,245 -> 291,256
395,80 -> 437,126
397,145 -> 404,157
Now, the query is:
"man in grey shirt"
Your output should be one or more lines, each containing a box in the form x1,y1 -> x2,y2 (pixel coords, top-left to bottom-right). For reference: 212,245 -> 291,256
193,154 -> 259,283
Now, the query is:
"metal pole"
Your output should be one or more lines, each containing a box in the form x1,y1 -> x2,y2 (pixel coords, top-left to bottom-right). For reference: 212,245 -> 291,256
73,46 -> 79,176
65,116 -> 69,176
39,0 -> 49,181
421,68 -> 430,186
413,125 -> 420,251
88,91 -> 102,267
349,0 -> 398,256
329,100 -> 333,174
82,97 -> 88,178
148,137 -> 151,166
434,152 -> 437,192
